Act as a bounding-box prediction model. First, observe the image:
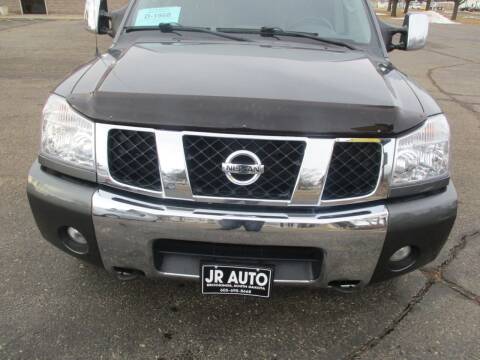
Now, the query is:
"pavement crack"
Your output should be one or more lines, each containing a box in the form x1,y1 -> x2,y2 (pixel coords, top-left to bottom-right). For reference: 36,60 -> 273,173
0,19 -> 43,32
427,62 -> 466,100
426,62 -> 480,116
441,277 -> 480,306
438,230 -> 479,271
429,230 -> 480,306
344,278 -> 435,360
423,229 -> 480,307
345,230 -> 480,359
424,48 -> 479,64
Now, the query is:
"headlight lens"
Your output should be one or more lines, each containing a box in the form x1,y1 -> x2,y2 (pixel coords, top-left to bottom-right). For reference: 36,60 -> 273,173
392,114 -> 450,186
41,94 -> 95,171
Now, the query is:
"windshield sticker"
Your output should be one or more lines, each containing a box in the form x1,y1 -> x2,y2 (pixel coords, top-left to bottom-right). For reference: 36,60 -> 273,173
134,7 -> 181,26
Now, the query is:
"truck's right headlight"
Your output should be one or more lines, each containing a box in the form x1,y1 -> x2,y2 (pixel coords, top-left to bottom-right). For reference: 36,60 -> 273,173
391,114 -> 450,187
40,94 -> 95,171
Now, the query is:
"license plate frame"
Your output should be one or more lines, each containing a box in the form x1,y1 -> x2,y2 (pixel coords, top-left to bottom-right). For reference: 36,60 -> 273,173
201,264 -> 273,298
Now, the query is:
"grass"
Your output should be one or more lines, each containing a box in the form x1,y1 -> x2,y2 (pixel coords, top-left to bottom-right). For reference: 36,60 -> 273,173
454,12 -> 480,25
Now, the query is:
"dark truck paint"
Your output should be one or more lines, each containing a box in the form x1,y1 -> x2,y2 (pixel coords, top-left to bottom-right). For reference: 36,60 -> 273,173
28,0 -> 456,293
65,44 -> 427,137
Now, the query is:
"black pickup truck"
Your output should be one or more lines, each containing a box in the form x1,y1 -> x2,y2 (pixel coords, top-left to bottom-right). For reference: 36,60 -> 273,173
27,0 -> 457,298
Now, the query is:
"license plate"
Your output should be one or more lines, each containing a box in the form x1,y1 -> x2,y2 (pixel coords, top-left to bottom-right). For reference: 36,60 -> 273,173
201,264 -> 273,298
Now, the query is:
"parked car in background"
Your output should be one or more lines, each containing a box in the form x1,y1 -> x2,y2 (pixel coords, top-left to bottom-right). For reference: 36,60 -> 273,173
410,1 -> 424,9
461,1 -> 480,11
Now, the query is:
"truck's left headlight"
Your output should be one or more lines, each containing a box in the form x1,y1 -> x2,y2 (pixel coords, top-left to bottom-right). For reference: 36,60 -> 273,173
391,114 -> 450,187
40,94 -> 95,171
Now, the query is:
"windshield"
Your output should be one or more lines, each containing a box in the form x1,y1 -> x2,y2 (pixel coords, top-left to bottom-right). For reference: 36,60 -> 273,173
126,0 -> 375,45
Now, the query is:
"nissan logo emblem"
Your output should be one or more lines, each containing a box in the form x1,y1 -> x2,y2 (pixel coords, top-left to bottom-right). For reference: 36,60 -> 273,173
221,150 -> 265,186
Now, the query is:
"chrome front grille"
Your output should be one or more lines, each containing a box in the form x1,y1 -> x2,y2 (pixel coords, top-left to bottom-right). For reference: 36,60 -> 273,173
97,124 -> 393,206
183,135 -> 306,201
107,129 -> 162,191
322,142 -> 382,200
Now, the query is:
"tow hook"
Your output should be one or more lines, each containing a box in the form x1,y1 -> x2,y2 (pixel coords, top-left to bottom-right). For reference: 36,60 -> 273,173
113,267 -> 144,281
328,280 -> 362,293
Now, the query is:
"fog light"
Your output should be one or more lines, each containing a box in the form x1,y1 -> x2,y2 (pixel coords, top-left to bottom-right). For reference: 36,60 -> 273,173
389,246 -> 412,262
67,227 -> 87,244
63,227 -> 89,254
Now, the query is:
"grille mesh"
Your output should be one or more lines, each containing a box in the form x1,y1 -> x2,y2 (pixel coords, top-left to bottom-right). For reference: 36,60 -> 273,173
322,142 -> 382,200
105,129 -> 382,203
183,136 -> 306,200
107,129 -> 162,191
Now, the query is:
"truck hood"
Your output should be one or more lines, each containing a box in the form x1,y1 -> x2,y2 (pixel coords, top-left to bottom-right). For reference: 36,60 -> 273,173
67,42 -> 426,136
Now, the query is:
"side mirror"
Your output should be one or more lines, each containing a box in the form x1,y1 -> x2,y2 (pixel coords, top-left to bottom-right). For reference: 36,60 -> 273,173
84,0 -> 110,35
403,13 -> 429,50
379,13 -> 429,52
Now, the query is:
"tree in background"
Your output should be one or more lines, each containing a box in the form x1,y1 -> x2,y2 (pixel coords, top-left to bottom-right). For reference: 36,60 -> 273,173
425,0 -> 432,10
404,0 -> 412,13
387,0 -> 393,12
451,0 -> 466,20
391,0 -> 399,16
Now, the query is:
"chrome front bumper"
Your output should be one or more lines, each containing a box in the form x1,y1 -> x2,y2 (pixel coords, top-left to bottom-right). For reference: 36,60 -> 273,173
92,189 -> 388,287
27,162 -> 458,288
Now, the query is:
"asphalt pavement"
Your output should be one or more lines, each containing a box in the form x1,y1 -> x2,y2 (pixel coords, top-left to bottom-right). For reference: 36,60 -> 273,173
0,19 -> 479,360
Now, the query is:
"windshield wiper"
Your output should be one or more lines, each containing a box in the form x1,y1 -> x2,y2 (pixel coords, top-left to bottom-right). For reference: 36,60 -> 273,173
125,23 -> 250,42
216,26 -> 356,50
